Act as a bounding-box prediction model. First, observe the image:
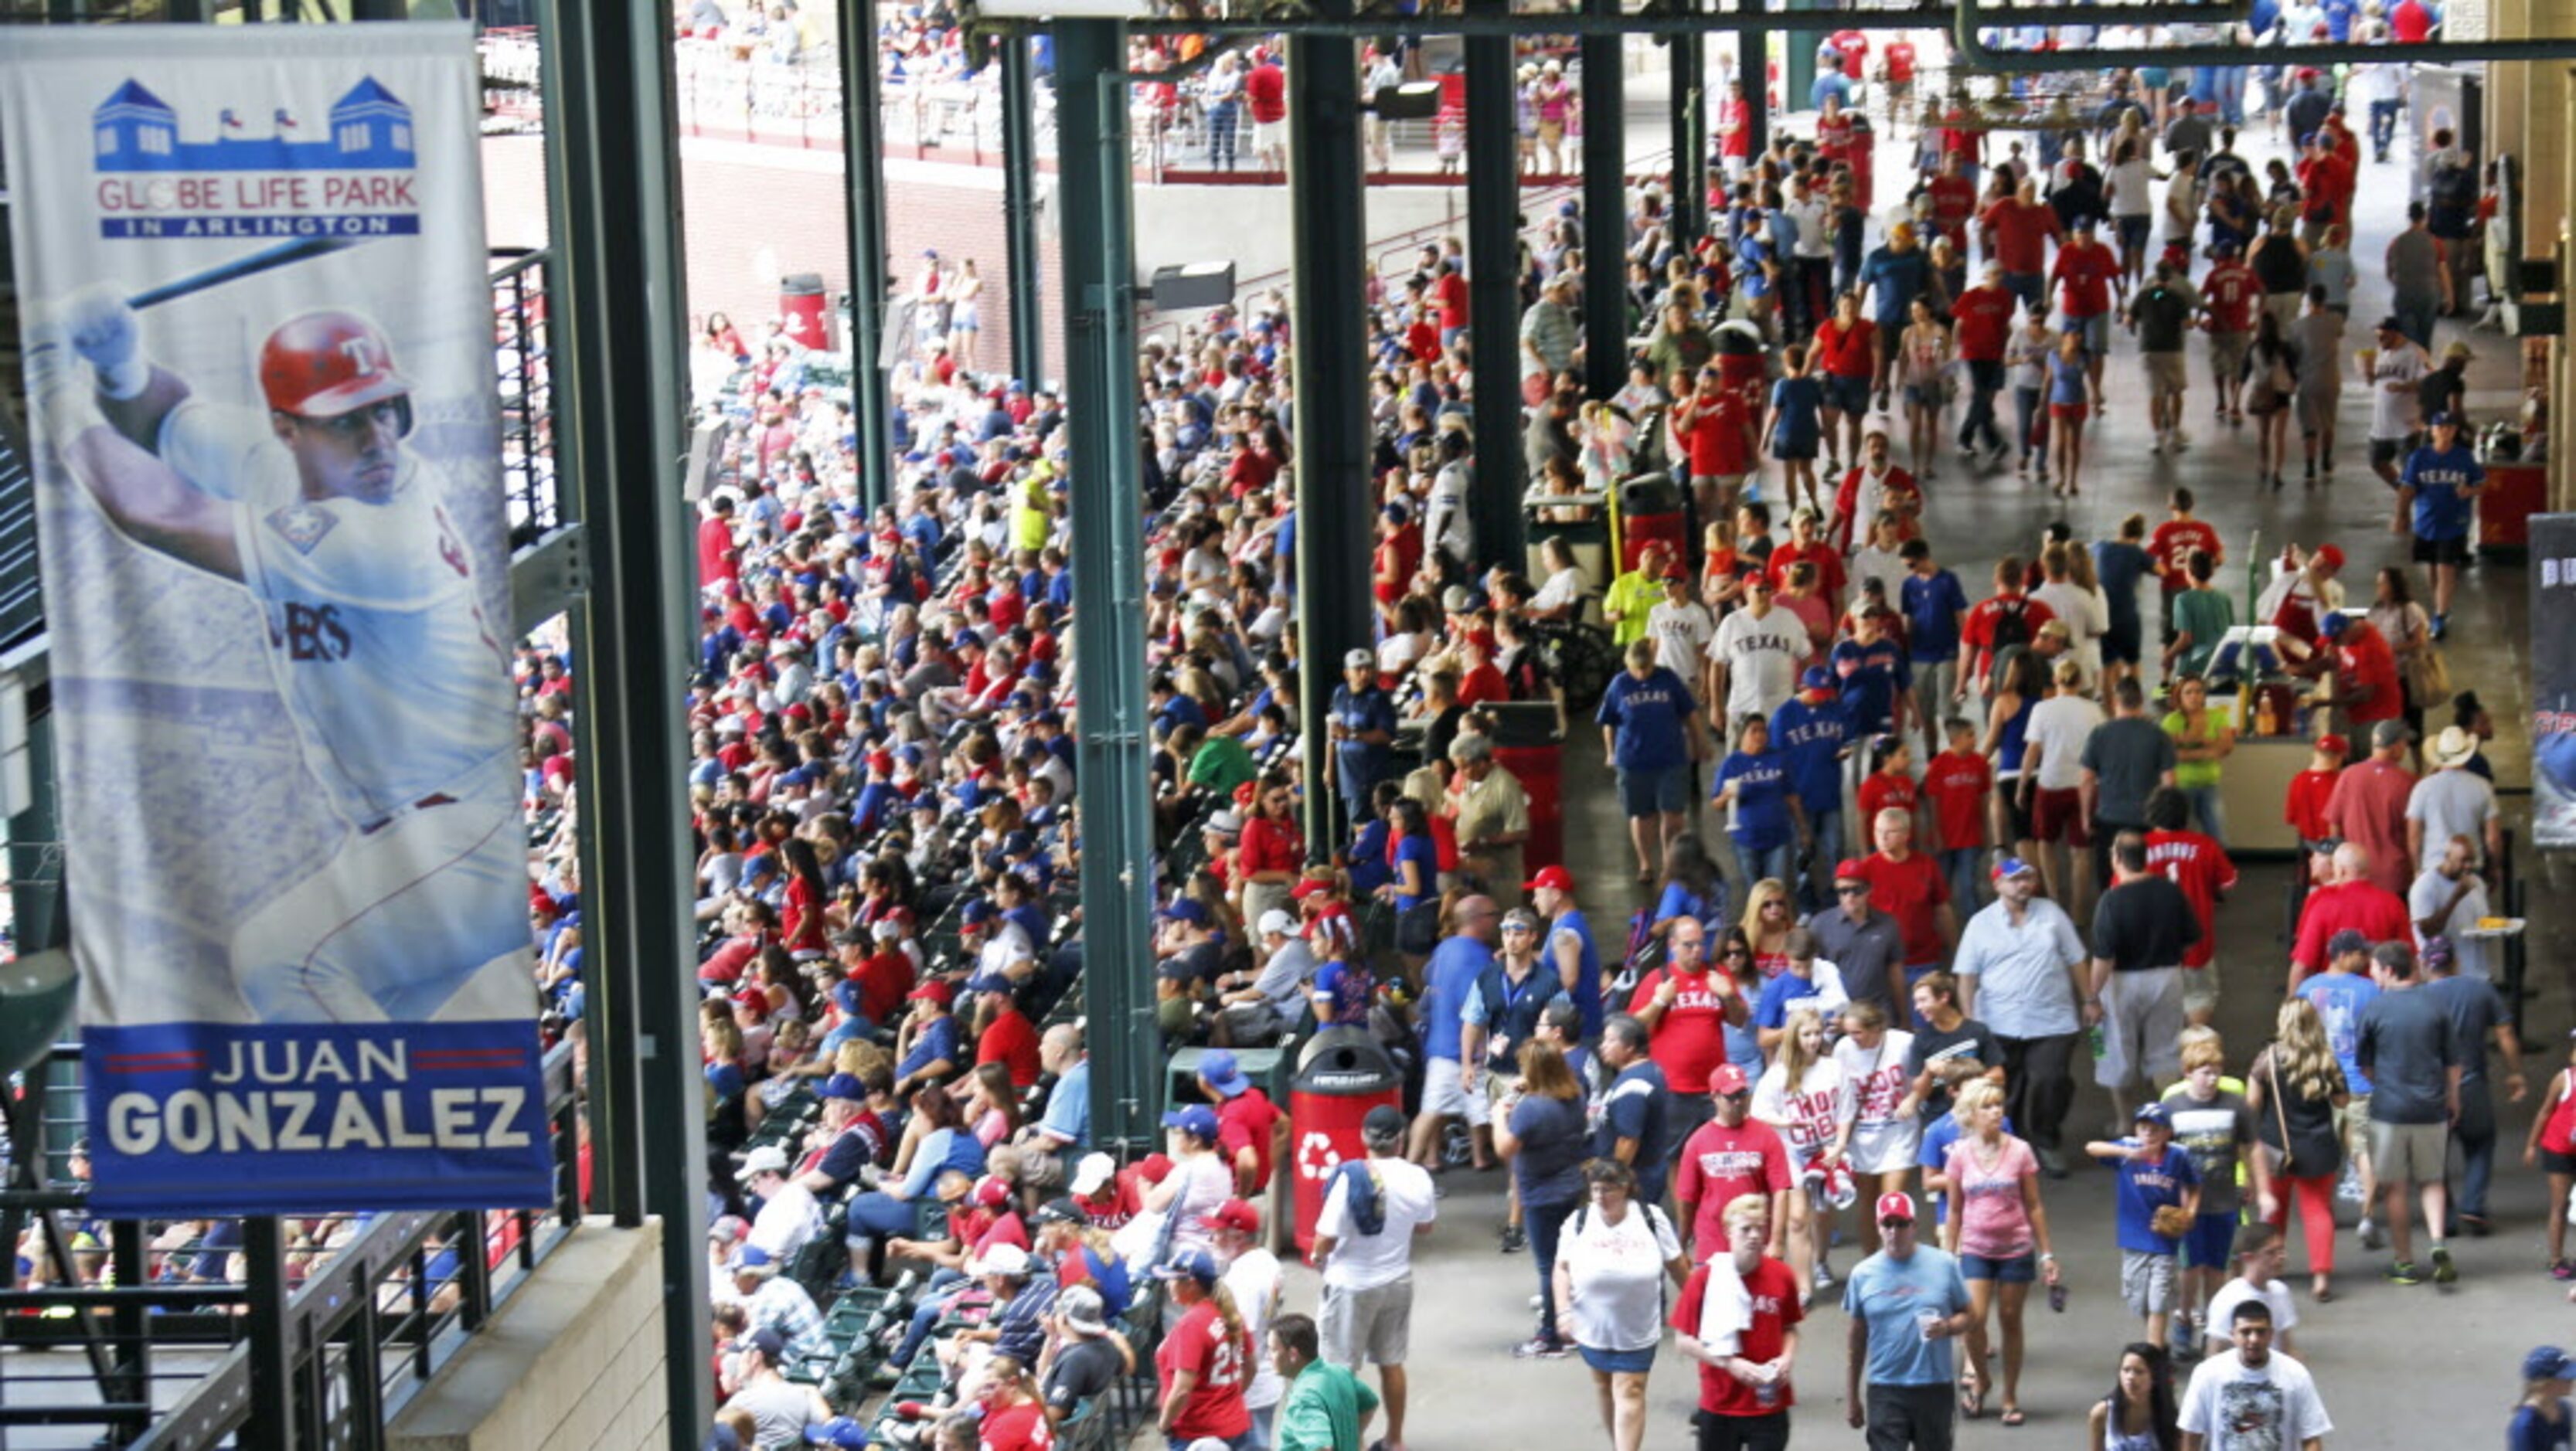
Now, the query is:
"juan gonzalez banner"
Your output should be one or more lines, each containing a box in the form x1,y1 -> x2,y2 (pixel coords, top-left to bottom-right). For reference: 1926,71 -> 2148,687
1,25 -> 552,1213
2537,515 -> 2576,850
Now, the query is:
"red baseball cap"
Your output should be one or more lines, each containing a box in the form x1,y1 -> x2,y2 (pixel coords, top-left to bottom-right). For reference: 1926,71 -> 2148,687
1833,858 -> 1870,884
1876,1191 -> 1918,1222
908,980 -> 953,1007
1524,865 -> 1577,894
2317,734 -> 2350,756
2312,544 -> 2346,573
1710,1063 -> 1751,1096
1199,1198 -> 1262,1235
1291,878 -> 1335,901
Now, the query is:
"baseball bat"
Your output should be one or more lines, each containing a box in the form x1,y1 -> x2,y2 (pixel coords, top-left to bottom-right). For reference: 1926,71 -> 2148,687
125,236 -> 360,311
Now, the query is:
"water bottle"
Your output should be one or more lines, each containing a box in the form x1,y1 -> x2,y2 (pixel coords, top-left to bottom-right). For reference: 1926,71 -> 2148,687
2087,1023 -> 2107,1059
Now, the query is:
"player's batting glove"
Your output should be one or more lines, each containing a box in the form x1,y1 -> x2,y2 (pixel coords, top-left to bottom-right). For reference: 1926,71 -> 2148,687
19,311 -> 105,445
62,286 -> 149,402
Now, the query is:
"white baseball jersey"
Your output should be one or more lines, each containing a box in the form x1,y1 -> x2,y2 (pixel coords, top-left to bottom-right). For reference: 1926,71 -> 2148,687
164,399 -> 513,826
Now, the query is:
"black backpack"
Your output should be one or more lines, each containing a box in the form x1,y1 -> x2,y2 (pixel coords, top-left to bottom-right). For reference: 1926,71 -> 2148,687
1987,596 -> 2034,658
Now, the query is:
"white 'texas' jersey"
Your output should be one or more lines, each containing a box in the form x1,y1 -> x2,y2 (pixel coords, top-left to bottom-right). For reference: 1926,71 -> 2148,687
167,400 -> 512,824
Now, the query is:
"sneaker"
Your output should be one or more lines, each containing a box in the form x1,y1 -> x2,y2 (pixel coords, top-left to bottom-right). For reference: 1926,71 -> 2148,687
2432,613 -> 2449,641
2171,429 -> 2191,450
1500,1225 -> 1527,1254
2357,1219 -> 2385,1251
2336,1166 -> 2364,1203
2549,1259 -> 2574,1281
2431,1245 -> 2459,1284
1512,1334 -> 1571,1360
1814,1259 -> 1837,1292
2385,1259 -> 2422,1286
2150,435 -> 2166,455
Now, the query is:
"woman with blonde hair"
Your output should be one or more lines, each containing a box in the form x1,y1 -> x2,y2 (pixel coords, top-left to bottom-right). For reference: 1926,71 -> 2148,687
1752,1005 -> 1853,1301
1833,998 -> 1923,1254
2244,996 -> 2350,1300
1737,876 -> 1798,981
1940,1076 -> 2060,1425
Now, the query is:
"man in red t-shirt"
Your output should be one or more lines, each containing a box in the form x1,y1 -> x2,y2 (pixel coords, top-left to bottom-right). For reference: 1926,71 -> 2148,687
1673,1063 -> 1794,1263
2050,218 -> 2121,401
1242,53 -> 1288,172
1433,263 -> 1469,342
2319,611 -> 2404,737
972,977 -> 1043,1087
1851,808 -> 1957,994
1197,1050 -> 1288,1197
2323,718 -> 2417,895
2143,787 -> 2237,1021
1957,556 -> 2057,697
2288,841 -> 2414,987
1926,151 -> 1979,255
2295,133 -> 2353,245
1673,1194 -> 1804,1427
1952,261 -> 2016,460
1831,29 -> 1868,79
2199,240 -> 2261,420
1979,178 -> 2061,317
2147,487 -> 2222,640
2391,0 -> 2433,40
1629,919 -> 1747,1140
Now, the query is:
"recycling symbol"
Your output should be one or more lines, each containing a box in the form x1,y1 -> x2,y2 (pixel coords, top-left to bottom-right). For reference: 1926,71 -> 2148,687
1296,1130 -> 1342,1181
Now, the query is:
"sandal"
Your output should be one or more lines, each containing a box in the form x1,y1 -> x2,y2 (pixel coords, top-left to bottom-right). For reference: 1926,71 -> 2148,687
1959,1378 -> 1986,1419
2000,1407 -> 2026,1427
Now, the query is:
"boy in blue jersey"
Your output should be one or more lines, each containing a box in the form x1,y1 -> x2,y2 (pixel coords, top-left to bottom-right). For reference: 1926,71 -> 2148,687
2085,1101 -> 2203,1352
1772,668 -> 1855,912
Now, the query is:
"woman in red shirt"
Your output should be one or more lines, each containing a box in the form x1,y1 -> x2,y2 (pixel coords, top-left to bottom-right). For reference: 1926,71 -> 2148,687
1235,773 -> 1305,925
1812,292 -> 1880,471
974,1354 -> 1054,1450
1153,1250 -> 1254,1446
779,837 -> 832,958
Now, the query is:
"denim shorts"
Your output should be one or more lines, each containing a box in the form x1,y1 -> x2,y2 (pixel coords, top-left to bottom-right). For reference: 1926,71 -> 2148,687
1823,372 -> 1872,414
1580,1343 -> 1659,1375
1617,763 -> 1691,817
1960,1249 -> 2039,1283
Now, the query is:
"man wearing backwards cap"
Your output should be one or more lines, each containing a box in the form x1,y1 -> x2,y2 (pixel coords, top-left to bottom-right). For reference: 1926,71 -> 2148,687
1311,1103 -> 1435,1451
1841,1189 -> 1972,1447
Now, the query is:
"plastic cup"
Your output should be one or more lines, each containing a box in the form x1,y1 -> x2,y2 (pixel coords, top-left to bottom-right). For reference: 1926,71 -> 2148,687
1917,1308 -> 1942,1341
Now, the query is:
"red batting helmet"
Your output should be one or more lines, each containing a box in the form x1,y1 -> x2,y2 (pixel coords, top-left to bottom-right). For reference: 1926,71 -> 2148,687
257,310 -> 410,420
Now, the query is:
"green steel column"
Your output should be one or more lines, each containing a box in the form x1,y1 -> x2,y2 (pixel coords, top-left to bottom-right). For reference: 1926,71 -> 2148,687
1465,0 -> 1525,572
1053,19 -> 1161,1157
1289,2 -> 1373,855
1782,9 -> 1811,124
541,0 -> 710,1445
1000,36 -> 1048,389
1669,29 -> 1707,253
842,2 -> 893,513
5,711 -> 61,957
1580,5 -> 1626,400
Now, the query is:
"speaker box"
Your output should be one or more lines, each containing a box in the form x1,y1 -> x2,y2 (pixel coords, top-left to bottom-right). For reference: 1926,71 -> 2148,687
1150,262 -> 1237,311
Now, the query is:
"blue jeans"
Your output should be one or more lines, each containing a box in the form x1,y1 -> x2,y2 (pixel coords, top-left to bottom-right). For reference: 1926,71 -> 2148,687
2015,384 -> 2048,460
2183,784 -> 2227,846
1941,846 -> 1986,919
1796,810 -> 1843,914
1529,1195 -> 1580,1342
887,1268 -> 968,1367
1206,103 -> 1240,169
1734,839 -> 1792,895
2394,295 -> 2438,351
2368,97 -> 2403,157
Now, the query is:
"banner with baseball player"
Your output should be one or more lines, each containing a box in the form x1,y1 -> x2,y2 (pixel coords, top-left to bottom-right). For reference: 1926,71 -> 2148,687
2,25 -> 553,1214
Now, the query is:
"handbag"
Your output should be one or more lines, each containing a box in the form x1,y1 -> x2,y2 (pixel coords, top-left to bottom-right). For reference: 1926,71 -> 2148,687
2266,1052 -> 2296,1177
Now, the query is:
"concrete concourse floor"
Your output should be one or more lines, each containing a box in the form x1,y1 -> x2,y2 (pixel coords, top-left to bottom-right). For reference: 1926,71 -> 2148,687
1253,86 -> 2574,1449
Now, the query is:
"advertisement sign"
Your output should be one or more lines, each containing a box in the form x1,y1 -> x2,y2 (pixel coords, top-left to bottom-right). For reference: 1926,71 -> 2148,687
0,25 -> 551,1213
2537,517 -> 2576,850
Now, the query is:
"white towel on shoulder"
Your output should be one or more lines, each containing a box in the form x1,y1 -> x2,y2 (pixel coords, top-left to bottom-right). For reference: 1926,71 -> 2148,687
1699,1251 -> 1754,1356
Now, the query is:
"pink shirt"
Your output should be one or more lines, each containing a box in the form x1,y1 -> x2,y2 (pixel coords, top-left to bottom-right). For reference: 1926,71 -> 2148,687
1943,1134 -> 2038,1260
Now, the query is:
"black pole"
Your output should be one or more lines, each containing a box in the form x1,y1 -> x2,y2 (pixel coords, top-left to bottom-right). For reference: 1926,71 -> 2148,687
1465,0 -> 1524,573
842,2 -> 893,513
542,1 -> 713,1445
1581,2 -> 1626,401
1290,3 -> 1374,855
1669,29 -> 1706,254
240,1218 -> 294,1450
1001,36 -> 1048,389
1743,25 -> 1771,163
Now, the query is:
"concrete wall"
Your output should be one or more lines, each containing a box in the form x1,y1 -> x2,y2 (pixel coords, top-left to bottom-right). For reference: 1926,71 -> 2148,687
386,1218 -> 669,1451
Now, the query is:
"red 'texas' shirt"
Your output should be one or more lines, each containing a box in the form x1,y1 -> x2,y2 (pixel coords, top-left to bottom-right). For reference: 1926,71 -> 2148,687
2329,629 -> 2404,724
1674,1258 -> 1805,1414
1676,1118 -> 1794,1258
1928,174 -> 1979,250
2144,828 -> 2237,969
1856,770 -> 1918,826
1155,1300 -> 1253,1441
1628,965 -> 1738,1095
2285,766 -> 2338,841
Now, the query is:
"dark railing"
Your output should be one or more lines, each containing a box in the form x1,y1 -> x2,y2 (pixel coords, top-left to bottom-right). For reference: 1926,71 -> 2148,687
492,247 -> 561,542
0,1041 -> 584,1450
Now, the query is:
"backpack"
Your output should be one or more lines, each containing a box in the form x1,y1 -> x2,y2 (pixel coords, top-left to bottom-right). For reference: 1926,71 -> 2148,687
2428,160 -> 2478,234
1332,1158 -> 1387,1236
1986,596 -> 2034,658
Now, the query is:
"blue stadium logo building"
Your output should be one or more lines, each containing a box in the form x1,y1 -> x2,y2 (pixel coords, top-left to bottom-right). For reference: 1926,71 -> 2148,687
94,76 -> 413,172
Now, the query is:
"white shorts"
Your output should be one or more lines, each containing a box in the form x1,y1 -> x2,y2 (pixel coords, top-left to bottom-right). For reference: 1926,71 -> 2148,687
1421,1058 -> 1491,1126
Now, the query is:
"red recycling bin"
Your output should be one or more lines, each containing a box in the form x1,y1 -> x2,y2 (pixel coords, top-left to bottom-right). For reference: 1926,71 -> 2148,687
2477,461 -> 2546,555
779,272 -> 832,351
1497,743 -> 1563,872
1288,1028 -> 1404,1253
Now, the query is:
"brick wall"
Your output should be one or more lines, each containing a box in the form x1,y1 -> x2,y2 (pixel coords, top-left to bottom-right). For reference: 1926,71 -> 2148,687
482,136 -> 1063,387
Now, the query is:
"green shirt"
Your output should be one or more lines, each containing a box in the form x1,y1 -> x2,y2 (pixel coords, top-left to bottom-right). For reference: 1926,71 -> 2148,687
1189,736 -> 1261,795
2161,709 -> 2227,790
2168,586 -> 2235,679
1605,569 -> 1663,647
1276,1359 -> 1380,1451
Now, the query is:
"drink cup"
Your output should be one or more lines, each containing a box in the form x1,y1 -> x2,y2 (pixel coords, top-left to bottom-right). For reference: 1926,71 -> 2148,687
1917,1309 -> 1942,1341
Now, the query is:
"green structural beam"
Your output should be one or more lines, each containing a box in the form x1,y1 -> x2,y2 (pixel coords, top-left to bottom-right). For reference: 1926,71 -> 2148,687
1000,36 -> 1049,389
842,0 -> 895,512
1053,19 -> 1163,1157
1465,0 -> 1526,573
1581,0 -> 1626,402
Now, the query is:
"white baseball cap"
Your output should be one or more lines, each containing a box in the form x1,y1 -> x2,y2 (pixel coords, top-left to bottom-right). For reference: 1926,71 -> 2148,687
1071,1152 -> 1116,1195
1258,909 -> 1298,936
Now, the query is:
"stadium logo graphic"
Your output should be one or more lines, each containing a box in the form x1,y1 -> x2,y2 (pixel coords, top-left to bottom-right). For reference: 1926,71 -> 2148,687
90,76 -> 421,239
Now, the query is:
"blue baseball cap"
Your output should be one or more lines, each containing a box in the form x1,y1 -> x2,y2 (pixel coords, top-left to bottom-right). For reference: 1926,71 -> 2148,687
965,974 -> 1015,997
805,1415 -> 873,1447
1161,1103 -> 1220,1140
2133,1101 -> 2173,1128
2318,610 -> 2355,637
1800,666 -> 1834,693
1197,1050 -> 1251,1099
1152,1247 -> 1221,1286
730,1244 -> 776,1271
1161,898 -> 1210,926
961,899 -> 997,924
820,1072 -> 865,1101
2526,1347 -> 2576,1381
1991,856 -> 2039,882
